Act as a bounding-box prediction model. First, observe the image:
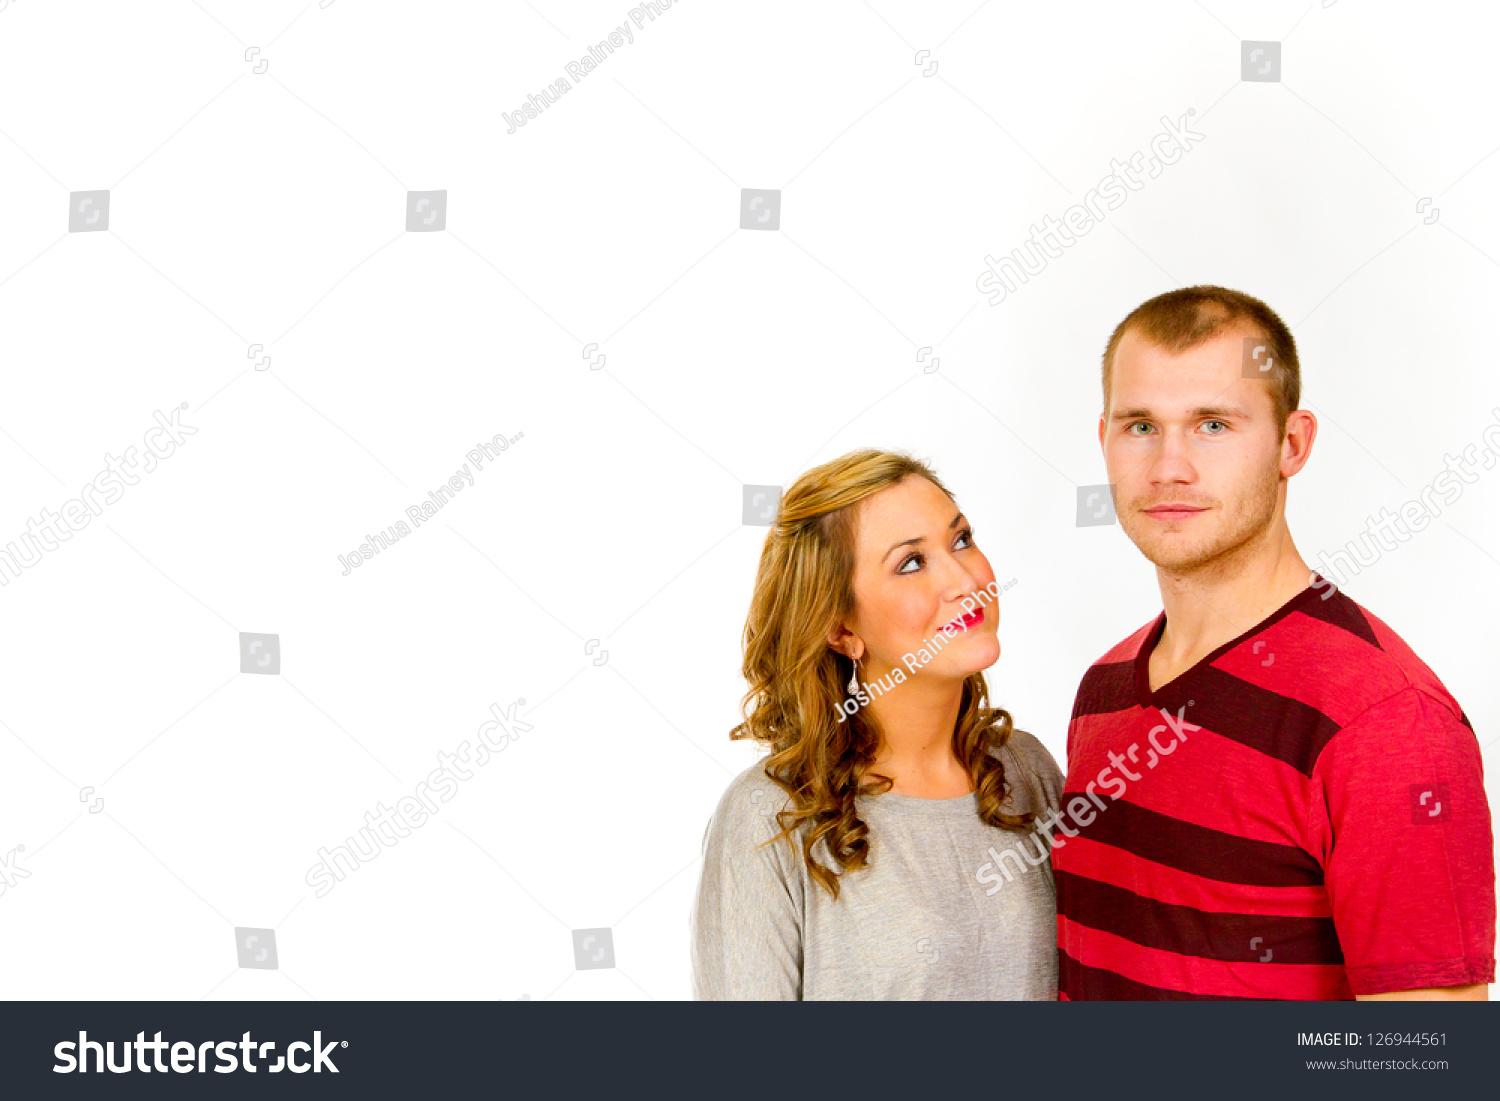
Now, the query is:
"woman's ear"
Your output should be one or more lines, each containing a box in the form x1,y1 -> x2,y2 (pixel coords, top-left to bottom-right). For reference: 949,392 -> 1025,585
826,622 -> 863,662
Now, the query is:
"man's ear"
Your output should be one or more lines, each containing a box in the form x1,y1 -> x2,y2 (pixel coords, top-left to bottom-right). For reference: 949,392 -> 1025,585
1280,408 -> 1317,479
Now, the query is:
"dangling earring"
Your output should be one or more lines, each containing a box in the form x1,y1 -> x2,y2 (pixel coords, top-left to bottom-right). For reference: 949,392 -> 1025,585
847,655 -> 860,695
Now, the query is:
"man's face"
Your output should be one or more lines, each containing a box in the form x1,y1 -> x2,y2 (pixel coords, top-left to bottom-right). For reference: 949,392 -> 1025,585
1100,322 -> 1287,574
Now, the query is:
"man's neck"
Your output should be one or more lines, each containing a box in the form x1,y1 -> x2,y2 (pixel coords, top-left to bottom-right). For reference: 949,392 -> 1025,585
1152,524 -> 1313,682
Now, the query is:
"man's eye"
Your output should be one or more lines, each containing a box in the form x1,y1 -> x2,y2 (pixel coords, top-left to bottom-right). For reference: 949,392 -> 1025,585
1127,422 -> 1153,435
1202,420 -> 1227,433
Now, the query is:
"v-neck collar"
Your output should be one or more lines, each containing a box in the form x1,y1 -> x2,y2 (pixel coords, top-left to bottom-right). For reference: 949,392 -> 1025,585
1133,574 -> 1328,711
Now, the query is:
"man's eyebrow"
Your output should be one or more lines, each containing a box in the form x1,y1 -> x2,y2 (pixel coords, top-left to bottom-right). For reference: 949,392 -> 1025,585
882,511 -> 965,561
1110,405 -> 1251,421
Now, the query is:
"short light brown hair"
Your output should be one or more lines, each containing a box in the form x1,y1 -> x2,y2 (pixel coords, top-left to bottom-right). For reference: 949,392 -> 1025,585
1100,285 -> 1301,438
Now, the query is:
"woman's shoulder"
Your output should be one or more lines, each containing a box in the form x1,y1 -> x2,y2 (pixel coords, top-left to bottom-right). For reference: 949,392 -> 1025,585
706,757 -> 796,839
993,728 -> 1061,770
989,728 -> 1065,805
719,755 -> 791,800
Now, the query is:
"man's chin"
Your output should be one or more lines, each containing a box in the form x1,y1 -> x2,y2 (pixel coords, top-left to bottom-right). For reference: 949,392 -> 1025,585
1125,530 -> 1223,573
1143,548 -> 1216,572
1120,474 -> 1281,576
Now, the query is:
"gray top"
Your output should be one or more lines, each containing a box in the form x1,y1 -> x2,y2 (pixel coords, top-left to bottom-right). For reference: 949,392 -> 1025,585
690,731 -> 1065,1000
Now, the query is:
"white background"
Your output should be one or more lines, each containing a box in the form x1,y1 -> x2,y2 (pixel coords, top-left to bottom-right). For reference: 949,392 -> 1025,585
0,0 -> 1495,1000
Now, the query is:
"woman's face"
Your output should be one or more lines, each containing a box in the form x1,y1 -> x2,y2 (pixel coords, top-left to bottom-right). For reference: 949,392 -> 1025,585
835,475 -> 1001,681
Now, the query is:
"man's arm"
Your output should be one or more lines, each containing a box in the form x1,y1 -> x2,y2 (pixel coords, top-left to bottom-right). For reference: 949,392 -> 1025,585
1309,688 -> 1496,999
1357,983 -> 1488,1001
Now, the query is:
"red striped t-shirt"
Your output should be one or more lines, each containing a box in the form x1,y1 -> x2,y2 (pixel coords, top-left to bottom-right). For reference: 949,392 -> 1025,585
1054,577 -> 1496,999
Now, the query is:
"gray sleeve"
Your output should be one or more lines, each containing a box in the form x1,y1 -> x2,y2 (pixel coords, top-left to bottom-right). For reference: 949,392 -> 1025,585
1002,729 -> 1066,1001
689,768 -> 805,1000
999,729 -> 1065,816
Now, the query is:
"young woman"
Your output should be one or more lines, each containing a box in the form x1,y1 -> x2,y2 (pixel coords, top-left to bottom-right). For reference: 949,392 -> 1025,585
690,448 -> 1064,1000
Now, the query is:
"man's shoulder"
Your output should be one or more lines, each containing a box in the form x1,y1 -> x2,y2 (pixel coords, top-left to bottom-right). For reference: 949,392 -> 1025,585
1286,585 -> 1466,728
1088,613 -> 1161,669
1067,617 -> 1158,720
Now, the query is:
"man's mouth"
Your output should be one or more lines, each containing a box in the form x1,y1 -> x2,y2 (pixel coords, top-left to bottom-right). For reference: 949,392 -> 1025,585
1143,503 -> 1209,521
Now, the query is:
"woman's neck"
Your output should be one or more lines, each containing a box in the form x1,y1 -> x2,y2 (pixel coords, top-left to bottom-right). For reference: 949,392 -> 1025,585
861,671 -> 970,795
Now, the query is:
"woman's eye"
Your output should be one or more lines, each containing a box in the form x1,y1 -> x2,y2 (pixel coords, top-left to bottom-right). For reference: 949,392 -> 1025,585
897,554 -> 923,574
954,527 -> 974,550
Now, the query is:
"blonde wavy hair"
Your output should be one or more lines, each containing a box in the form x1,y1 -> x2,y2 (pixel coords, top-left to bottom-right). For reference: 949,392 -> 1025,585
731,448 -> 1035,899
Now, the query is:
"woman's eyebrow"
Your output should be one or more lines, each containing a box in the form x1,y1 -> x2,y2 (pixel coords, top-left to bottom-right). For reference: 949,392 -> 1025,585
882,512 -> 965,561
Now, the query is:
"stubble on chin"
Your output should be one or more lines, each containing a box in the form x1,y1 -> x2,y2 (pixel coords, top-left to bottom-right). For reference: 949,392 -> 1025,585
1119,466 -> 1282,577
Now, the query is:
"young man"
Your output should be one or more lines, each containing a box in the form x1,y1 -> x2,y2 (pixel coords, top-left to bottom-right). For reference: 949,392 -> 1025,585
1054,285 -> 1495,1000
